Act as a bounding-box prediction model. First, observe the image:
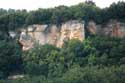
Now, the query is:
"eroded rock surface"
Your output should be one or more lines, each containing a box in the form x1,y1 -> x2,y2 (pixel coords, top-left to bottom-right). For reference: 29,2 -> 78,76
87,20 -> 125,37
19,20 -> 85,50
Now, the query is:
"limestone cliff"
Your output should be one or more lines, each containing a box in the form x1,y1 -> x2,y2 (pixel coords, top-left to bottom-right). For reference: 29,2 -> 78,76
19,20 -> 85,51
12,20 -> 125,51
87,20 -> 125,37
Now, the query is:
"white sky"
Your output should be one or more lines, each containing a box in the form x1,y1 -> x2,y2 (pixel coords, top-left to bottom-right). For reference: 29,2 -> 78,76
0,0 -> 124,10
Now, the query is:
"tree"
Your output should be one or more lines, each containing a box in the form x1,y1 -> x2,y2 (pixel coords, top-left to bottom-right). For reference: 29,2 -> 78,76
0,40 -> 22,79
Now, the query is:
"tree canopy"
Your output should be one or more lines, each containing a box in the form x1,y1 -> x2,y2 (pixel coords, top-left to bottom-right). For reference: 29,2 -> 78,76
0,1 -> 125,32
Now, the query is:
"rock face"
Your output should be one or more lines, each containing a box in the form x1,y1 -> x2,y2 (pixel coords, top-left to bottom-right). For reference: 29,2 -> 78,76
87,20 -> 125,37
19,20 -> 85,51
87,21 -> 97,35
18,20 -> 125,51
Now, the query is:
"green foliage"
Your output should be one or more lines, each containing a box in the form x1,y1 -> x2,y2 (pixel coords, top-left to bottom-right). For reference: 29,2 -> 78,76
22,44 -> 60,76
1,65 -> 125,83
89,36 -> 125,66
0,40 -> 22,79
61,65 -> 125,83
0,1 -> 125,33
20,37 -> 125,83
0,36 -> 125,83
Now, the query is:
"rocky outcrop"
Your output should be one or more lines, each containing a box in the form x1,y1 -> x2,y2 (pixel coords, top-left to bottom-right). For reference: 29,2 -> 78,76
19,20 -> 85,51
16,20 -> 125,51
87,20 -> 125,37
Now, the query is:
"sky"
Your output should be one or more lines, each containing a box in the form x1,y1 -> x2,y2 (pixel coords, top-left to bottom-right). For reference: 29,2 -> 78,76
0,0 -> 124,10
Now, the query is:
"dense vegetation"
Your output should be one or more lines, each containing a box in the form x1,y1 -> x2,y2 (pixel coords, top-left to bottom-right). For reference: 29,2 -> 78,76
0,1 -> 125,31
0,36 -> 125,83
0,40 -> 22,79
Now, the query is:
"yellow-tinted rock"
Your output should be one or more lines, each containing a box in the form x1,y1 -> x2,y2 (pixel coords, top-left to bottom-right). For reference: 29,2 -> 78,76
19,20 -> 85,50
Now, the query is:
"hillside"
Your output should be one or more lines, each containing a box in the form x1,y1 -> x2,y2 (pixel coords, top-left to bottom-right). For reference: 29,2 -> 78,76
0,1 -> 125,83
